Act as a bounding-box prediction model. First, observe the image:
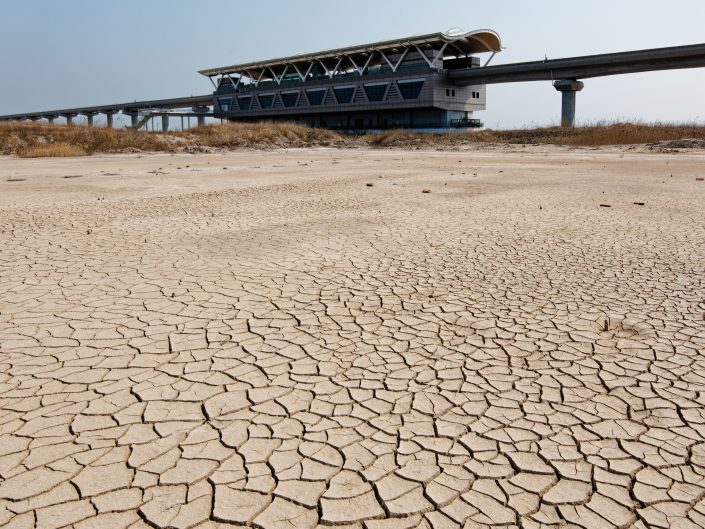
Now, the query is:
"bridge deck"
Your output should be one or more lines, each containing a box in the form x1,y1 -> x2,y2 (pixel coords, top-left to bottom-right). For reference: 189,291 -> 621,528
0,95 -> 212,121
1,43 -> 704,123
451,43 -> 705,85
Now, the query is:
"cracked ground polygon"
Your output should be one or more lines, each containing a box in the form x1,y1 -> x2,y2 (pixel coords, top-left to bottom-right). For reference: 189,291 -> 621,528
1,148 -> 705,529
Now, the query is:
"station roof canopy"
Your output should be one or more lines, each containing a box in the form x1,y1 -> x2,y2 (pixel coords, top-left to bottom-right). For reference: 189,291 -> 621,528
198,28 -> 502,80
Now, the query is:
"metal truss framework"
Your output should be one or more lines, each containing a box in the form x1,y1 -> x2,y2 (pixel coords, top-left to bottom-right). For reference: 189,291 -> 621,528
200,29 -> 502,89
208,48 -> 440,90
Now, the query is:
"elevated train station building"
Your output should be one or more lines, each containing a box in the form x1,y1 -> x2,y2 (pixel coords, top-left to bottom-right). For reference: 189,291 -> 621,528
200,29 -> 503,130
3,29 -> 701,130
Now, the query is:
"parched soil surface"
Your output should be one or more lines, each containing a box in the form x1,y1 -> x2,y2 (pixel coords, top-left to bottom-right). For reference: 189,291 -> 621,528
1,148 -> 705,529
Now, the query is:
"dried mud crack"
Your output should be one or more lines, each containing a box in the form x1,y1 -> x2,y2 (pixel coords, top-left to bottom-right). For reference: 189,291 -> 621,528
1,148 -> 705,529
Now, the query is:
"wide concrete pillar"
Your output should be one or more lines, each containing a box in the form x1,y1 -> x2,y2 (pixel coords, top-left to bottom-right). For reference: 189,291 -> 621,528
161,115 -> 169,132
65,115 -> 74,125
130,114 -> 138,128
86,114 -> 95,127
192,106 -> 209,127
47,117 -> 55,125
105,113 -> 114,128
553,79 -> 584,128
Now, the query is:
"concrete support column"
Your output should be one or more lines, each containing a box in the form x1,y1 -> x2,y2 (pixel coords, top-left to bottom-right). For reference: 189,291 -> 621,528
65,115 -> 74,125
553,79 -> 584,128
86,114 -> 94,127
192,106 -> 209,127
47,117 -> 55,125
130,114 -> 138,128
105,113 -> 114,128
161,115 -> 169,132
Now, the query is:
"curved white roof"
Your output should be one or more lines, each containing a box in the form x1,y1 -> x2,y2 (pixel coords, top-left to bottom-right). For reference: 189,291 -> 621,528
199,29 -> 502,78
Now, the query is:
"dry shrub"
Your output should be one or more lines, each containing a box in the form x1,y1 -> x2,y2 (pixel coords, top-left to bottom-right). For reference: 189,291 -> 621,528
482,122 -> 705,146
369,128 -> 500,147
1,120 -> 705,156
0,122 -> 173,156
365,122 -> 705,148
18,143 -> 87,158
553,122 -> 705,146
369,130 -> 424,147
187,122 -> 348,149
363,122 -> 705,148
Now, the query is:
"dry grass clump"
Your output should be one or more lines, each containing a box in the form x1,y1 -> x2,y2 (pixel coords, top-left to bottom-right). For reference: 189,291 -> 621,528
1,120 -> 705,156
368,122 -> 705,148
367,130 -> 421,147
489,122 -> 705,146
554,122 -> 705,146
0,121 -> 348,155
368,128 -> 500,148
0,122 -> 172,156
187,122 -> 349,149
18,143 -> 87,158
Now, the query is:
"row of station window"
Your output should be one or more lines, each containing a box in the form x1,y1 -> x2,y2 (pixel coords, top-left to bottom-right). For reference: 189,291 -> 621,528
217,80 -> 425,112
446,89 -> 481,99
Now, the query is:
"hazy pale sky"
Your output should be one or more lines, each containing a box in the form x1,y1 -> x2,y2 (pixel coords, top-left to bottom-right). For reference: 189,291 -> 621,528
2,0 -> 704,128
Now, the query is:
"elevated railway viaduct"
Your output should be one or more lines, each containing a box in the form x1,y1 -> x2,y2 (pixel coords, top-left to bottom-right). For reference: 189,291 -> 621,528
450,43 -> 705,126
1,32 -> 704,129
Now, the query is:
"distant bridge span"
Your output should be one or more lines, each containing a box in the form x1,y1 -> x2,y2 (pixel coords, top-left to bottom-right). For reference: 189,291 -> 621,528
451,43 -> 705,126
451,43 -> 705,84
1,43 -> 704,128
0,95 -> 213,129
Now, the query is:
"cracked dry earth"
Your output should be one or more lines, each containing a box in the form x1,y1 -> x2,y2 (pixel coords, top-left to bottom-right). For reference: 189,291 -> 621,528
1,148 -> 705,529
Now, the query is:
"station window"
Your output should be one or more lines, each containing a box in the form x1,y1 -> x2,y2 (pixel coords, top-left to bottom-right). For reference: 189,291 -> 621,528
452,89 -> 456,97
217,97 -> 233,112
306,89 -> 327,106
363,83 -> 389,102
397,80 -> 424,100
333,86 -> 355,104
258,94 -> 275,109
237,96 -> 252,110
446,89 -> 450,96
281,92 -> 299,108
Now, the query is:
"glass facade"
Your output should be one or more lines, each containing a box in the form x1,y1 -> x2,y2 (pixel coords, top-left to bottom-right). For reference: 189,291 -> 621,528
281,92 -> 299,108
333,87 -> 355,104
216,78 -> 437,114
258,94 -> 275,109
210,68 -> 477,128
306,89 -> 327,106
217,97 -> 233,112
237,96 -> 253,110
397,81 -> 424,100
363,83 -> 389,102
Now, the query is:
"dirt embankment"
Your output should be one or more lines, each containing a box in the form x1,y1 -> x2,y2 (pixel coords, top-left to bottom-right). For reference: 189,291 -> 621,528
2,121 -> 705,157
